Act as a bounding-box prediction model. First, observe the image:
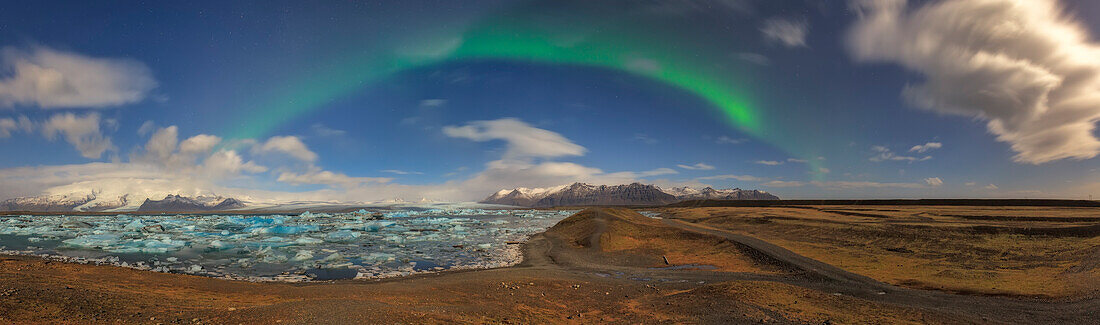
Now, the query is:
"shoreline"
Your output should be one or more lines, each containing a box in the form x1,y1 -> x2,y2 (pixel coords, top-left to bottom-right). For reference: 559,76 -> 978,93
2,207 -> 1096,324
0,236 -> 533,283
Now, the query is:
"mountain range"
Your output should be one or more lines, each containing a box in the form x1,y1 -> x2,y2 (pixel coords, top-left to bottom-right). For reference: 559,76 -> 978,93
0,192 -> 247,213
137,195 -> 246,212
480,182 -> 778,207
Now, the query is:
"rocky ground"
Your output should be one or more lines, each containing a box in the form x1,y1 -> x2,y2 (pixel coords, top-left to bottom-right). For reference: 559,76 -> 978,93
0,208 -> 1096,324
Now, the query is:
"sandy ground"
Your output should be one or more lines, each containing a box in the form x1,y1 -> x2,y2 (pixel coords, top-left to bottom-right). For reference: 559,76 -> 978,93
1,208 -> 1097,324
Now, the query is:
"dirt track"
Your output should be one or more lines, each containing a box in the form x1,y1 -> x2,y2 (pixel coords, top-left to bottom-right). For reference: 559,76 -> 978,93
0,208 -> 1096,324
659,217 -> 1099,323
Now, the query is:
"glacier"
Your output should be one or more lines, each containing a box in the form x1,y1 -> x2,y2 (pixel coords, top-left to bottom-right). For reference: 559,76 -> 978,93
0,208 -> 575,281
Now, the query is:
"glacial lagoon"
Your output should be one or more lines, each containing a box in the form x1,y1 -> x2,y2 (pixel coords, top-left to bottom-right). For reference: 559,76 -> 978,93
0,209 -> 575,281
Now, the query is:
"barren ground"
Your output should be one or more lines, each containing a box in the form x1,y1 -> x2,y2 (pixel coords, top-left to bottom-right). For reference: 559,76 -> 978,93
1,207 -> 1097,324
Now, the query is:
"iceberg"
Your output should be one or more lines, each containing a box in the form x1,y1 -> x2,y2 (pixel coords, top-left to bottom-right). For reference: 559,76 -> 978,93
63,234 -> 122,248
0,208 -> 576,281
324,230 -> 361,243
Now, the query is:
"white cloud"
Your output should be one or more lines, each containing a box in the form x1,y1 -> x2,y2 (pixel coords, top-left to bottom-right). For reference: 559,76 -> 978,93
677,162 -> 715,170
137,120 -> 156,136
699,174 -> 765,182
965,182 -> 977,186
255,136 -> 318,162
715,135 -> 746,144
633,133 -> 659,145
0,118 -> 757,204
869,145 -> 931,162
179,134 -> 221,155
0,46 -> 156,108
311,123 -> 346,137
40,112 -> 114,159
131,125 -> 263,178
136,125 -> 180,165
443,118 -> 585,160
381,169 -> 424,175
637,168 -> 679,177
787,158 -> 808,163
848,0 -> 1100,164
985,184 -> 999,190
0,115 -> 32,138
419,99 -> 447,107
277,170 -> 392,188
924,177 -> 944,186
817,167 -> 831,174
909,142 -> 942,153
755,160 -> 783,166
202,150 -> 267,176
763,180 -> 805,187
760,18 -> 809,48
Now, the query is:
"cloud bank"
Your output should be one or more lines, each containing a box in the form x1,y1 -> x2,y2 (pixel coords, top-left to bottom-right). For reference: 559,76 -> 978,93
0,47 -> 156,108
849,0 -> 1100,164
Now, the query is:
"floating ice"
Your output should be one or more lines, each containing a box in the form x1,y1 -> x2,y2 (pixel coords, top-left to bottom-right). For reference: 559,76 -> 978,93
0,208 -> 575,282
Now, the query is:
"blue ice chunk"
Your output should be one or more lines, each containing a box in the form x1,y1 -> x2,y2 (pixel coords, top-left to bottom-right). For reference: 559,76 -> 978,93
123,219 -> 144,231
364,252 -> 395,262
250,225 -> 320,235
384,212 -> 409,218
363,220 -> 396,232
208,240 -> 234,250
63,234 -> 122,248
324,230 -> 361,243
295,236 -> 323,245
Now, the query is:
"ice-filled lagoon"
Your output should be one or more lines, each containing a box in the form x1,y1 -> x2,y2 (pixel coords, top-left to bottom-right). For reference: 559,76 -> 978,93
0,209 -> 575,281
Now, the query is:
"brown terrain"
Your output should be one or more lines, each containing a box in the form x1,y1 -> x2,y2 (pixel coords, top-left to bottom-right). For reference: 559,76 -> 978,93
1,207 -> 1098,324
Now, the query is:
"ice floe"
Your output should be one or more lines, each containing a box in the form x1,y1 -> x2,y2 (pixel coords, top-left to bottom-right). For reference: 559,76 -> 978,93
0,208 -> 574,282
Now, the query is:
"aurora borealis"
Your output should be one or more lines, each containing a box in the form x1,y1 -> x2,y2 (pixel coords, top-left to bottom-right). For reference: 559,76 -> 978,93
225,1 -> 761,142
3,0 -> 1100,203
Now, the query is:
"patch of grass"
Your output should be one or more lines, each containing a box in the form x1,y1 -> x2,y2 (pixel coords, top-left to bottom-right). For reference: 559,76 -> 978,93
662,206 -> 1100,298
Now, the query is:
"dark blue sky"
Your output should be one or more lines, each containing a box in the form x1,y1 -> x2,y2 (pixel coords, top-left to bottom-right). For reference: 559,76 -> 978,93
1,0 -> 1099,202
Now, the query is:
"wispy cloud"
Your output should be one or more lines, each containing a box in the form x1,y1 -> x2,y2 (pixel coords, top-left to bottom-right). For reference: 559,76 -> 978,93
677,162 -> 715,170
699,174 -> 765,182
715,135 -> 747,145
763,180 -> 805,187
755,160 -> 783,166
633,133 -> 659,145
869,145 -> 931,162
909,142 -> 942,153
311,123 -> 347,137
760,18 -> 808,48
419,99 -> 447,107
382,169 -> 424,175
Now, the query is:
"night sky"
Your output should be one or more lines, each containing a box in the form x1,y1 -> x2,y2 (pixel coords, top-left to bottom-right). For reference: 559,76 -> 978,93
2,0 -> 1100,203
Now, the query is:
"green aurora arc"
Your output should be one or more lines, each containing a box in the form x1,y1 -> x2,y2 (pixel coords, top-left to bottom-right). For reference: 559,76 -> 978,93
223,1 -> 827,177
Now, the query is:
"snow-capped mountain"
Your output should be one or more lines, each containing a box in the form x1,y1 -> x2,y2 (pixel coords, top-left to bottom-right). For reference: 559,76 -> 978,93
0,192 -> 247,212
137,194 -> 246,212
480,182 -> 778,207
663,186 -> 778,201
0,193 -> 108,212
